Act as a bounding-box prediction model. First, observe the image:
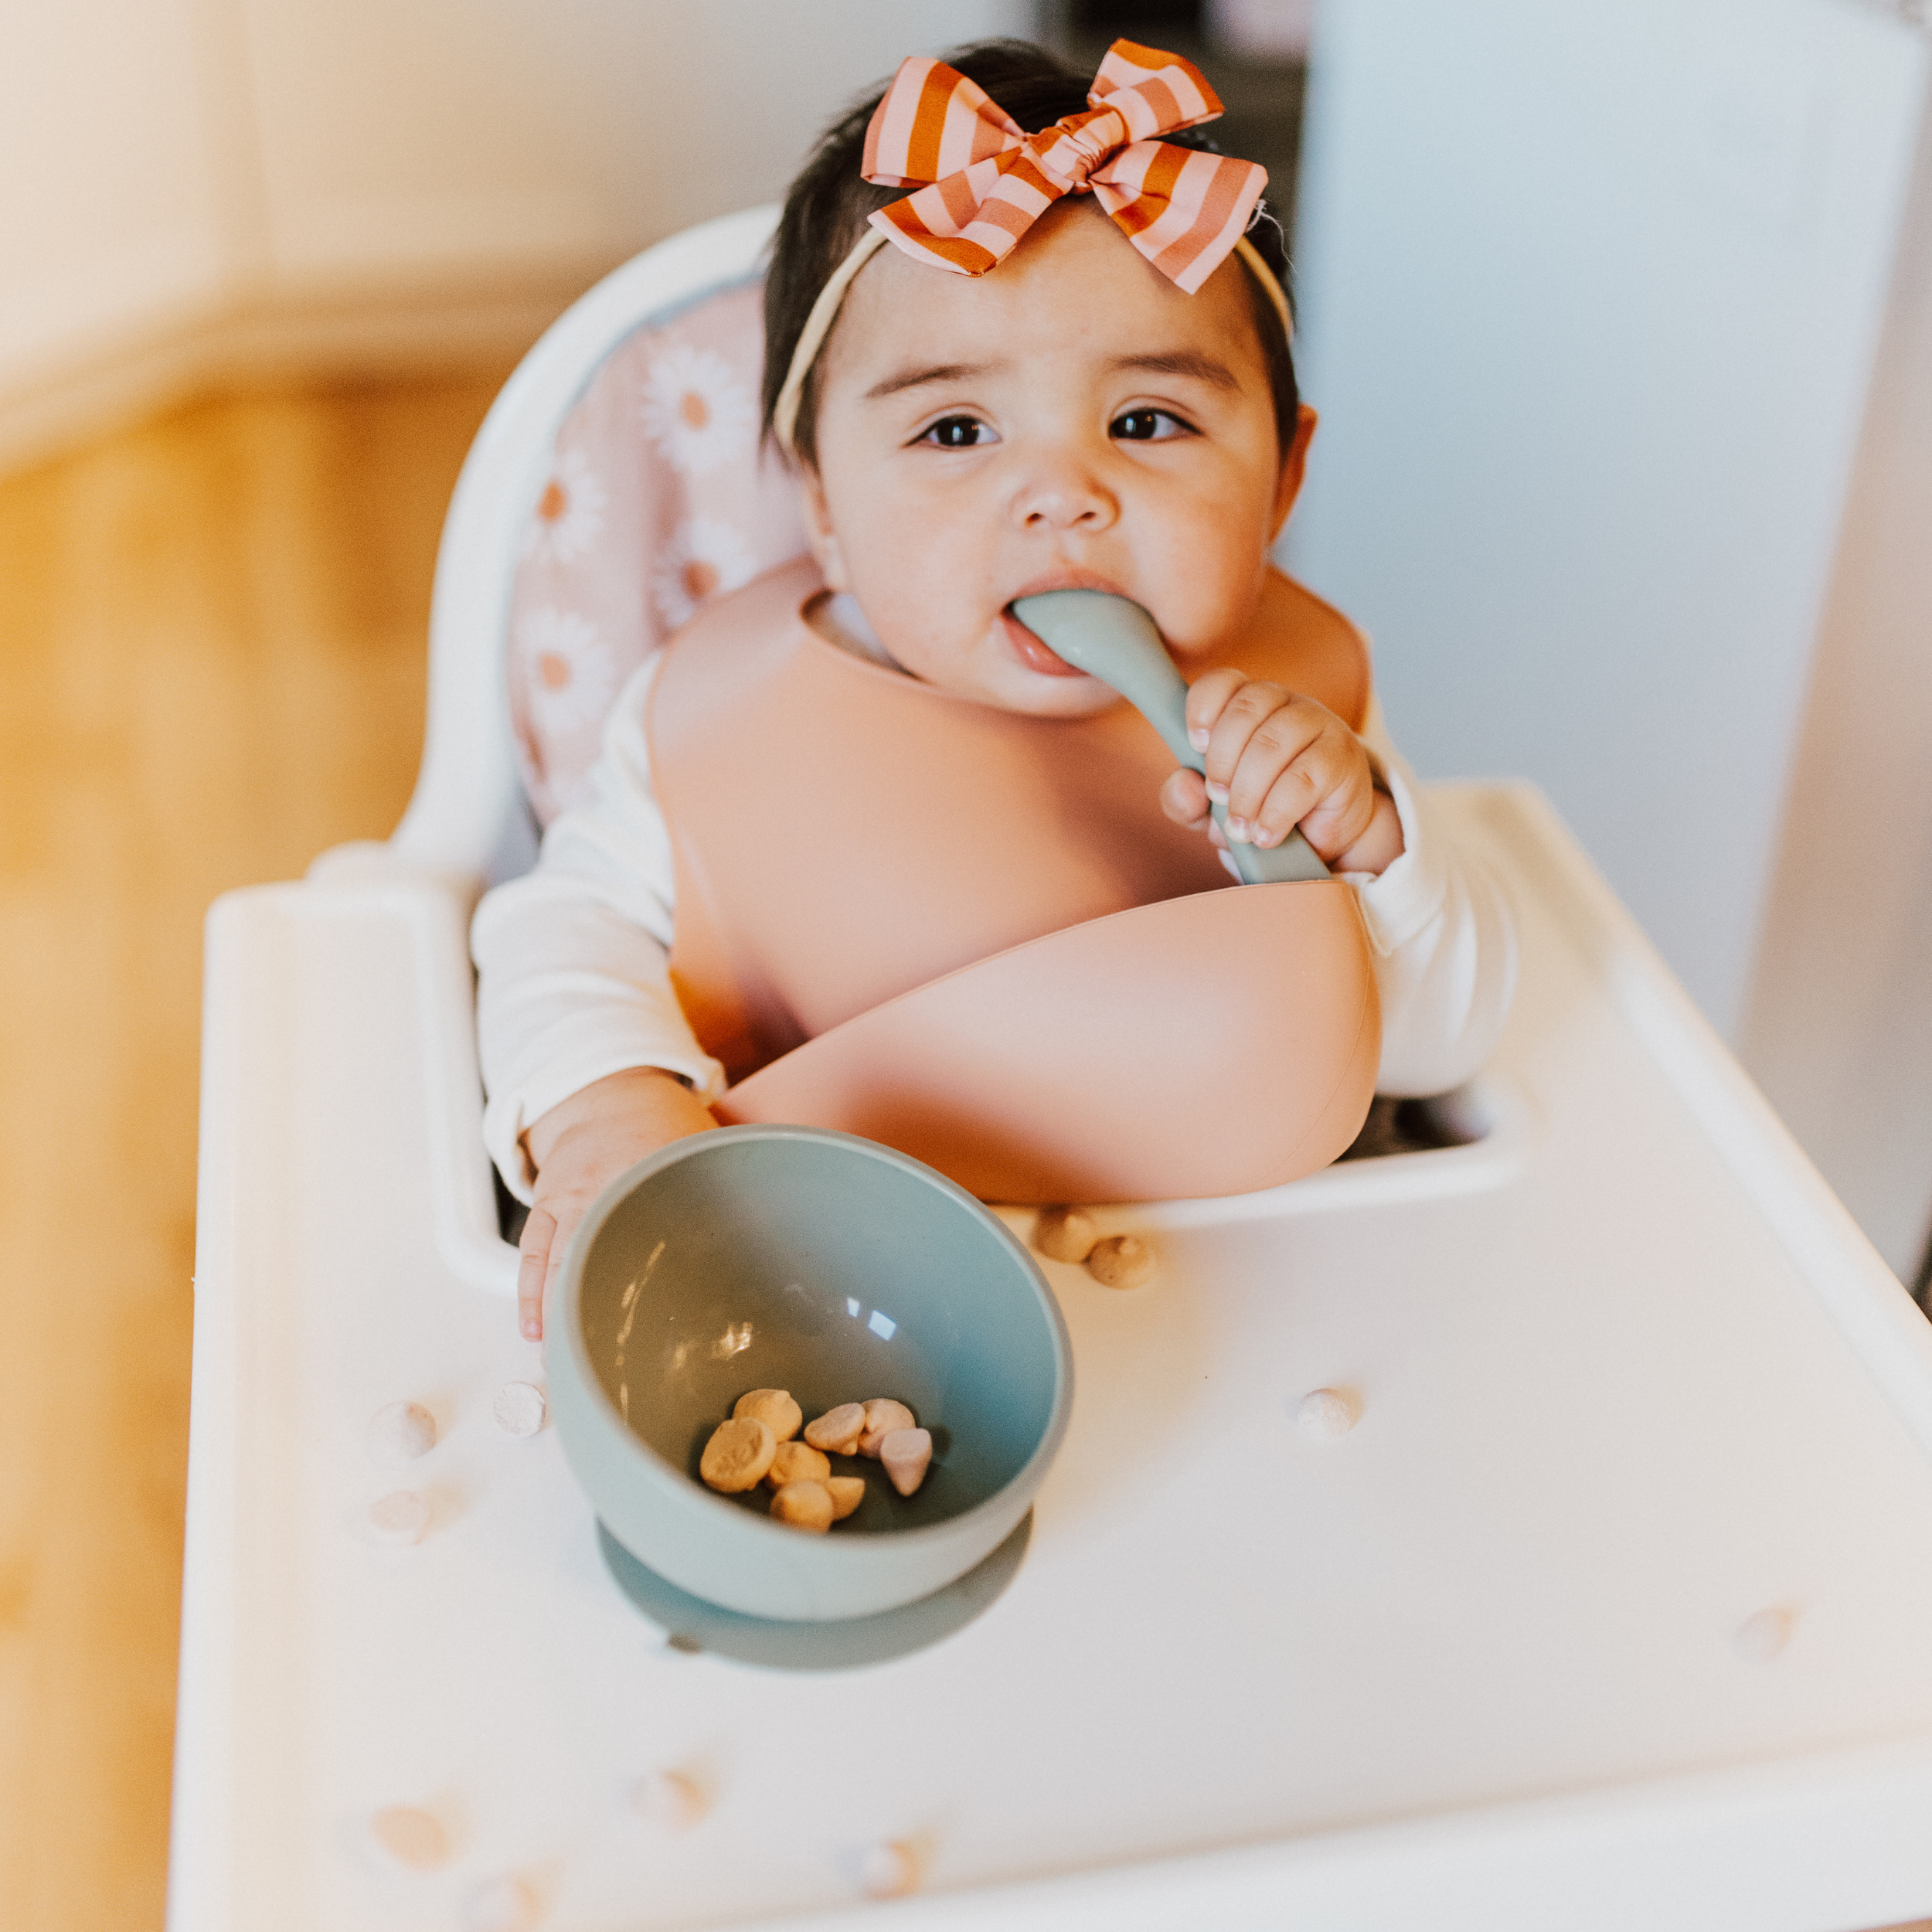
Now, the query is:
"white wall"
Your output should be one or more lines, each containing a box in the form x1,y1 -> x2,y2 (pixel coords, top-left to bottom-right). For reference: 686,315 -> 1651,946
2,0 -> 246,378
0,0 -> 1026,468
1284,0 -> 1927,1041
233,0 -> 1026,291
1741,100 -> 1932,1280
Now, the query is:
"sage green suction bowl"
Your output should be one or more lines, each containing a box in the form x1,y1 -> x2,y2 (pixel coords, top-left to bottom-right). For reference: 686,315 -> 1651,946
549,1124 -> 1073,1623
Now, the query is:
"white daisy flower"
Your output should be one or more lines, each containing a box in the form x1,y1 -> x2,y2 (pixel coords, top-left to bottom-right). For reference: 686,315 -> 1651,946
638,345 -> 758,476
518,607 -> 617,736
522,447 -> 607,563
649,515 -> 760,631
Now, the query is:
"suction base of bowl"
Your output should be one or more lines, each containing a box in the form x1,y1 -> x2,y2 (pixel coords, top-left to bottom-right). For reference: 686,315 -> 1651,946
597,1512 -> 1032,1669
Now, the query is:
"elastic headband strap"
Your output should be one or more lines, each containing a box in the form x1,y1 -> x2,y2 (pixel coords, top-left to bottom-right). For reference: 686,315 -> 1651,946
771,226 -> 887,457
1238,235 -> 1294,337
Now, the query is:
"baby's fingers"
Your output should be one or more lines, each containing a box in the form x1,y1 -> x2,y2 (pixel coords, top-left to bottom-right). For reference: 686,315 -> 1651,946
1183,667 -> 1253,752
1274,760 -> 1379,858
517,1207 -> 558,1341
1240,725 -> 1380,860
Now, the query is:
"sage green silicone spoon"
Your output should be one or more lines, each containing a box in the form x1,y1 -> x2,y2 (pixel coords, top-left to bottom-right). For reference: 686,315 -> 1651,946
1010,590 -> 1330,883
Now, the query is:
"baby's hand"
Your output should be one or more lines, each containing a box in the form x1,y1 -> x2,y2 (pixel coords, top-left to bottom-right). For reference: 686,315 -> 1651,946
516,1067 -> 716,1341
1159,670 -> 1404,876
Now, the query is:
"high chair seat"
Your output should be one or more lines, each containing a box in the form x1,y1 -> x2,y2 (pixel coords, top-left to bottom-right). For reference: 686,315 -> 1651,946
175,206 -> 1932,1932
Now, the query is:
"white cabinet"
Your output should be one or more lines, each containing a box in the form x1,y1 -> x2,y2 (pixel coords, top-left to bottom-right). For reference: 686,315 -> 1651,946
1740,124 -> 1932,1279
1287,0 -> 1932,1273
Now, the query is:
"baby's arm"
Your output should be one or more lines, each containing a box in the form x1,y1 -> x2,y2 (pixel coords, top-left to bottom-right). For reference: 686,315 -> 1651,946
474,658 -> 724,1341
1349,702 -> 1518,1094
1157,678 -> 1516,1090
1158,669 -> 1404,875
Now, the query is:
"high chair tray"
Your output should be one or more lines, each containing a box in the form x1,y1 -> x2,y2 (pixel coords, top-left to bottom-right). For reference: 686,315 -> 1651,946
171,784 -> 1932,1932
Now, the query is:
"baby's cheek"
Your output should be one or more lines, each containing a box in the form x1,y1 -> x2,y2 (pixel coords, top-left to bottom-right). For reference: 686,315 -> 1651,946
1150,555 -> 1270,658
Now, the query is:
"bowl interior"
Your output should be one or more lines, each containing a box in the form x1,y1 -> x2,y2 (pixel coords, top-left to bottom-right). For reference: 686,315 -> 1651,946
575,1131 -> 1063,1533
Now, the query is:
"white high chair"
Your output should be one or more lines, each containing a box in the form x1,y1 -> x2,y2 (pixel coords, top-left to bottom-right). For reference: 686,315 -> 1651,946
173,209 -> 1932,1932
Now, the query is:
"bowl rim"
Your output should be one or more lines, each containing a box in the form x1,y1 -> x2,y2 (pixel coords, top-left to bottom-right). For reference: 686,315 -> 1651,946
553,1122 -> 1074,1552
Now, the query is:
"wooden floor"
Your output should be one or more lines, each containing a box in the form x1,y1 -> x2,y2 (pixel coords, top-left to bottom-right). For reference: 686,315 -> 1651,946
0,369 -> 512,1932
3,377 -> 1929,1932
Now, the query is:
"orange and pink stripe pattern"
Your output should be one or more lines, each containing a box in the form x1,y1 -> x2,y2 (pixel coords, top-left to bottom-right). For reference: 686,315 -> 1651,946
862,41 -> 1267,296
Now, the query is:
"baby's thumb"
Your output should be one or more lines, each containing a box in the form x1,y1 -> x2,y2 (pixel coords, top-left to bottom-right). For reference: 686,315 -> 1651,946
517,1207 -> 558,1340
1160,767 -> 1210,829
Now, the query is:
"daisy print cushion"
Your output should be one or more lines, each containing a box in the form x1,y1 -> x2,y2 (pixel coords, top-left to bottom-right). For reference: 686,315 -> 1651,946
638,344 -> 760,478
651,515 -> 761,633
522,447 -> 607,566
507,279 -> 810,823
517,607 -> 618,742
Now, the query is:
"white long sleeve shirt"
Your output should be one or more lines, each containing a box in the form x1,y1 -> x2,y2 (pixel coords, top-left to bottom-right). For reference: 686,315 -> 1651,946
474,608 -> 1517,1200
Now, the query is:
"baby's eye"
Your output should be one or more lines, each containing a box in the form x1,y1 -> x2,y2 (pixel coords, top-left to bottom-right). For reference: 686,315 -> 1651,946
918,415 -> 994,449
1111,408 -> 1192,442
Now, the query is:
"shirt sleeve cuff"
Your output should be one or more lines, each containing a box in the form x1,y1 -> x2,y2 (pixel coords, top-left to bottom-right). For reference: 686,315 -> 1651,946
1341,748 -> 1451,958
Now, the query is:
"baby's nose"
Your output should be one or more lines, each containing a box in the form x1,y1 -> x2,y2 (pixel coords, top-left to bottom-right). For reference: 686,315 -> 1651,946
1013,455 -> 1117,531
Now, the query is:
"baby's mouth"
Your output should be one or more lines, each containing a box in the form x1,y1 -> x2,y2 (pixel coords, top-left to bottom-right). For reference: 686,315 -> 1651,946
1000,606 -> 1088,678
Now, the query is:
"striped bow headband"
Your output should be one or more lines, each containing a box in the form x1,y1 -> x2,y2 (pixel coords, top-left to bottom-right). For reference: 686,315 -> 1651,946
866,40 -> 1267,292
773,41 -> 1289,455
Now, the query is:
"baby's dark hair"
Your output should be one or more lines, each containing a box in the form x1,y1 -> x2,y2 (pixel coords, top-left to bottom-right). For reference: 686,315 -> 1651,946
761,38 -> 1298,470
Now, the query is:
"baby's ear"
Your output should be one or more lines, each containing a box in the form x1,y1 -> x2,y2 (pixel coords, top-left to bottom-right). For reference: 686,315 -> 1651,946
798,468 -> 850,591
1270,404 -> 1318,542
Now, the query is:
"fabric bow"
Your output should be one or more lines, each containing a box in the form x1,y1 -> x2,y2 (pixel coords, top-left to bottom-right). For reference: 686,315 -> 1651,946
862,40 -> 1267,296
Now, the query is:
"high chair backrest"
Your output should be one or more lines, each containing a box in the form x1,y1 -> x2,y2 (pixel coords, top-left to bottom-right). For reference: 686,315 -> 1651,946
390,203 -> 806,885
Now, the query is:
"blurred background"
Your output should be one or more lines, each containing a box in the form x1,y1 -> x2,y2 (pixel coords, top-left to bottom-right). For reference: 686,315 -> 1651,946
3,1 -> 1930,1925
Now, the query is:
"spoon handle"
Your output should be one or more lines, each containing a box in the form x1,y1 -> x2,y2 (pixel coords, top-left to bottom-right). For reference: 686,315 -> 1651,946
1010,591 -> 1330,884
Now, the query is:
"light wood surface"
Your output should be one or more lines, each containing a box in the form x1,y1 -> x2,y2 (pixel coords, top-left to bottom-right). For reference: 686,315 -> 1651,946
0,370 -> 509,1931
3,381 -> 1928,1932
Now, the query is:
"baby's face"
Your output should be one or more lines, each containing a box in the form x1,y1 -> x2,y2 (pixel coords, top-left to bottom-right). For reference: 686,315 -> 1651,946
801,200 -> 1311,717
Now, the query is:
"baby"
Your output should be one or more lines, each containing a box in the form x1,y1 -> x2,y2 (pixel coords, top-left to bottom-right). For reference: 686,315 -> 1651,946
476,39 -> 1517,1340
